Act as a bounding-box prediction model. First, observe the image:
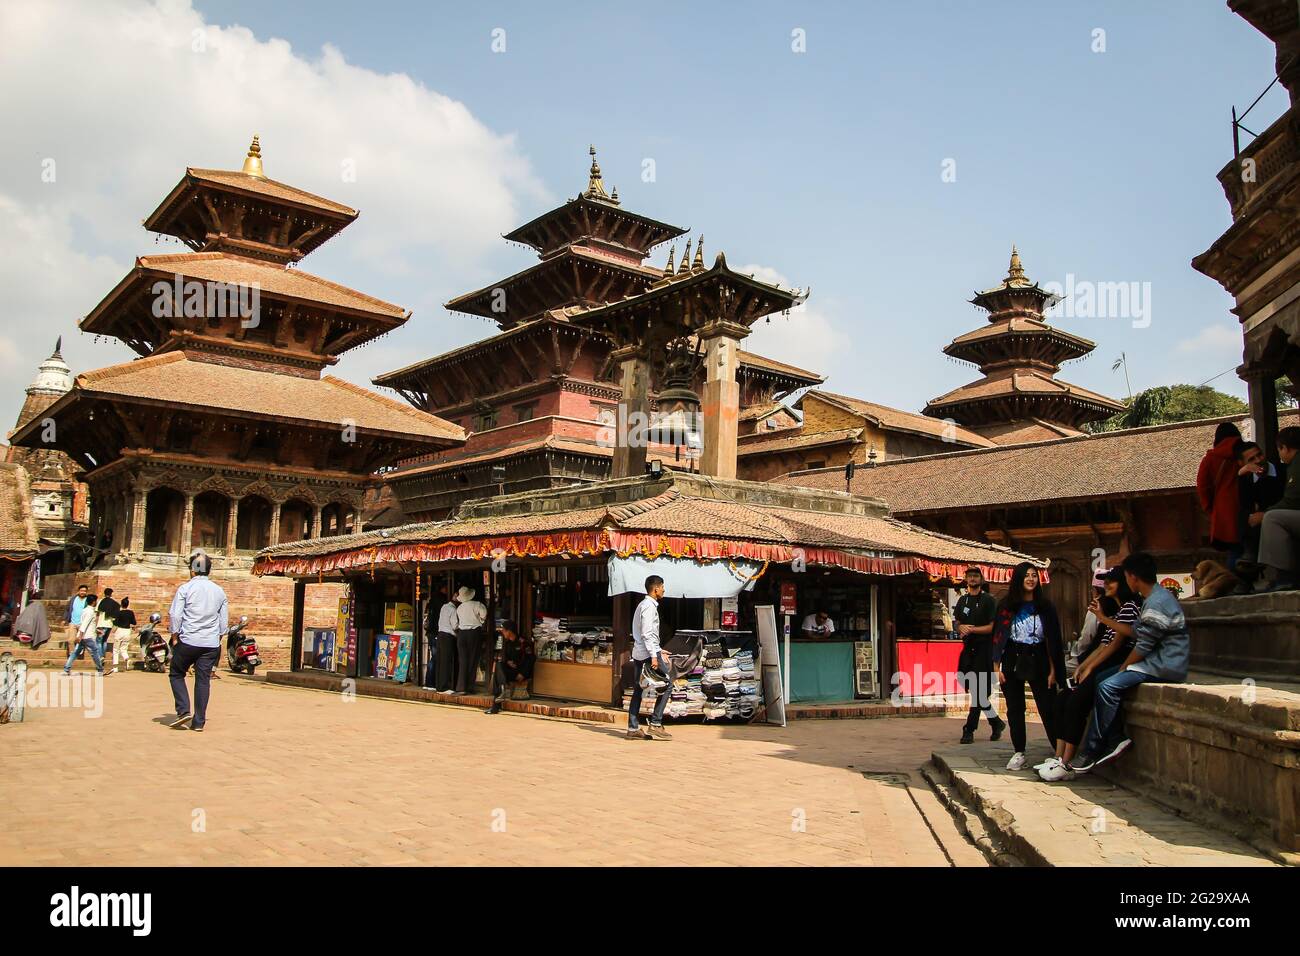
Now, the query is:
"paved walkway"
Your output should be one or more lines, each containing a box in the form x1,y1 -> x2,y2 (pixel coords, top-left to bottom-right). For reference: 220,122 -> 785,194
932,741 -> 1280,867
2,671 -> 984,866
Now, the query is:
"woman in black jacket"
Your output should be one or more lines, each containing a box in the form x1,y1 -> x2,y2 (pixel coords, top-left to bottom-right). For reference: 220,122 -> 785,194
992,562 -> 1066,770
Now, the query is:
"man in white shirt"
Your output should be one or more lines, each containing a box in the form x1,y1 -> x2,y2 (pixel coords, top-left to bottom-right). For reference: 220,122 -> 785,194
427,588 -> 459,692
453,585 -> 488,695
800,611 -> 835,639
166,550 -> 229,731
627,574 -> 671,740
61,593 -> 105,675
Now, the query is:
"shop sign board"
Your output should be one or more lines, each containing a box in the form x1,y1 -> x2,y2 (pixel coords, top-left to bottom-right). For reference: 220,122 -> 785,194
779,581 -> 797,615
721,595 -> 738,628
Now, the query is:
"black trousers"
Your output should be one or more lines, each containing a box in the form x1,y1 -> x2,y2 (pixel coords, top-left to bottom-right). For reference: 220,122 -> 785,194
169,641 -> 221,728
492,662 -> 530,698
434,631 -> 457,691
1000,643 -> 1057,752
455,627 -> 483,694
961,670 -> 1000,733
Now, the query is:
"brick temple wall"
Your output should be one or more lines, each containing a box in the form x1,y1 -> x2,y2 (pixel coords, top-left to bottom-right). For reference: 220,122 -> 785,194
39,565 -> 343,668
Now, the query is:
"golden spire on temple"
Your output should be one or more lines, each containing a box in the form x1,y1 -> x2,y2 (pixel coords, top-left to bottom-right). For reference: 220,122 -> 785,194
692,235 -> 704,271
584,144 -> 616,203
678,238 -> 693,276
1005,244 -> 1028,287
663,245 -> 676,275
241,135 -> 265,178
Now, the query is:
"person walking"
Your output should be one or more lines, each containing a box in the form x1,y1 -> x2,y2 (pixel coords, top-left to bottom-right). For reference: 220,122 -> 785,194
61,593 -> 104,675
452,585 -> 487,695
954,567 -> 1005,744
110,597 -> 137,674
62,584 -> 89,664
94,587 -> 120,661
992,562 -> 1065,770
166,550 -> 228,732
626,574 -> 672,741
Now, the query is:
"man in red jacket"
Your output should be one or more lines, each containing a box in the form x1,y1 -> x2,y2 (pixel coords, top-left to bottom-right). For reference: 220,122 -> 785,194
1196,422 -> 1245,566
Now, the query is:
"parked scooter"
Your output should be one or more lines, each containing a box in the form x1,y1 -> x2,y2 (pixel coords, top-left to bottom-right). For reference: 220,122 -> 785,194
138,612 -> 169,672
226,616 -> 261,675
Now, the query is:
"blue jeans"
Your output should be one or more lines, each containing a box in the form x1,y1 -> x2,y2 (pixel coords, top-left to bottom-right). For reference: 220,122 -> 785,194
63,637 -> 103,674
627,657 -> 670,730
1081,666 -> 1154,756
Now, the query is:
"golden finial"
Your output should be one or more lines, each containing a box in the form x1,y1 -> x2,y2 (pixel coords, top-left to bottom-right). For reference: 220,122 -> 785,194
1005,244 -> 1027,286
678,238 -> 693,276
241,135 -> 265,178
584,144 -> 614,202
663,245 -> 676,275
692,235 -> 704,271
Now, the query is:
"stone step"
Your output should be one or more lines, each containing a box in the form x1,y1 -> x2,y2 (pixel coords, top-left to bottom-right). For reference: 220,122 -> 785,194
1094,675 -> 1300,857
926,741 -> 1284,867
1183,591 -> 1300,683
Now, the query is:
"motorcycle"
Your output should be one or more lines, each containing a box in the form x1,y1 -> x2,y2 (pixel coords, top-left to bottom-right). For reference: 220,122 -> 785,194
226,616 -> 261,675
138,612 -> 169,672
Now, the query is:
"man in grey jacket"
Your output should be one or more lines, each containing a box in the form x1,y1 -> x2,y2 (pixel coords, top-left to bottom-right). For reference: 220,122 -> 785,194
1073,552 -> 1188,772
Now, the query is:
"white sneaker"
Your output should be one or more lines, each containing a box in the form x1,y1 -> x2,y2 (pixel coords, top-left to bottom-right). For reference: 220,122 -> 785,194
1006,752 -> 1026,771
1039,760 -> 1076,782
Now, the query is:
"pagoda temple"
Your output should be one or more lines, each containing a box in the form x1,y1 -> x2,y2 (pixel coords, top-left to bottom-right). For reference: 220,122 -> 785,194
4,338 -> 88,572
10,138 -> 464,660
924,248 -> 1124,443
377,147 -> 816,519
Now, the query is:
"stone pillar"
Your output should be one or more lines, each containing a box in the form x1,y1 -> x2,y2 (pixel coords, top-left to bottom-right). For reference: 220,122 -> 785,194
129,488 -> 146,555
270,501 -> 282,546
180,491 -> 195,554
698,321 -> 746,479
226,497 -> 240,554
610,346 -> 651,480
311,504 -> 323,538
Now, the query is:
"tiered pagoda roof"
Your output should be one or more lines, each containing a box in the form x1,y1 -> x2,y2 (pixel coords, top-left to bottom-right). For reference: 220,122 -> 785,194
450,147 -> 688,330
12,138 -> 464,477
924,248 -> 1123,440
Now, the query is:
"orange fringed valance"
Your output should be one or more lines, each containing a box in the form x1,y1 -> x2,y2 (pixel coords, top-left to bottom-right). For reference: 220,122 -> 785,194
254,527 -> 1044,586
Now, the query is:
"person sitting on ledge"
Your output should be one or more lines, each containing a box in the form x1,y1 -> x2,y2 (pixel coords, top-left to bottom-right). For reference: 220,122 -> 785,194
486,619 -> 534,715
1255,426 -> 1300,592
1070,552 -> 1189,774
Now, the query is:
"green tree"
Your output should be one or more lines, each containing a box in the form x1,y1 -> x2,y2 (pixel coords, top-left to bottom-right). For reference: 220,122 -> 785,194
1086,384 -> 1248,433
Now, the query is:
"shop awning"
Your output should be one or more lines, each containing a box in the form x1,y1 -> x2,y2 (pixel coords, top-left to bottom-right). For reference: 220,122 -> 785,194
607,554 -> 762,599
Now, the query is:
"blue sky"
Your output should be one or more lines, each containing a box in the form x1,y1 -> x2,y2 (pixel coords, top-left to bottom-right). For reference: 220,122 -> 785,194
2,1 -> 1286,429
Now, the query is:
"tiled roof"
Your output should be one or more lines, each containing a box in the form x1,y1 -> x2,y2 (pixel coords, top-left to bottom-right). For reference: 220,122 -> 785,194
774,412 -> 1298,513
947,317 -> 1096,351
736,428 -> 862,456
735,351 -> 825,385
738,401 -> 790,423
185,168 -> 357,217
125,253 -> 407,319
0,463 -> 39,559
71,353 -> 465,442
926,369 -> 1125,410
806,390 -> 996,447
256,477 -> 1041,573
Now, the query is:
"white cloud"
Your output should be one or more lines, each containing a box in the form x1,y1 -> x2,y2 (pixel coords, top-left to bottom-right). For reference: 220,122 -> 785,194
1176,322 -> 1241,354
0,0 -> 545,428
734,263 -> 847,391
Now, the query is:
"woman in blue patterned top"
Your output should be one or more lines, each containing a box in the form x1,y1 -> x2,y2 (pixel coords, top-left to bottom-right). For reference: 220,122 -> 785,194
992,562 -> 1066,771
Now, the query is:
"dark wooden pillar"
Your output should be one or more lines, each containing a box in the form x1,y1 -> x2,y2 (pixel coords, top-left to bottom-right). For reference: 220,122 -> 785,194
1248,370 -> 1279,461
290,578 -> 306,672
412,567 -> 423,686
611,591 -> 633,707
610,348 -> 651,479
